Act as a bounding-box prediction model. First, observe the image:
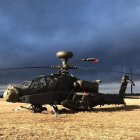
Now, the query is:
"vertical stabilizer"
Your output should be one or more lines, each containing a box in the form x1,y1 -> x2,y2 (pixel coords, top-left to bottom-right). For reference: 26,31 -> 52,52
119,75 -> 129,97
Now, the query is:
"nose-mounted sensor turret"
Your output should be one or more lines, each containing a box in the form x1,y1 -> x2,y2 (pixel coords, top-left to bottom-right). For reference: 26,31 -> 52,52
3,85 -> 19,102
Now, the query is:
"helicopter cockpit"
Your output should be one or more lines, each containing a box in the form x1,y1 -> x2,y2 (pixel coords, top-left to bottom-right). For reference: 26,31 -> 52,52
21,81 -> 31,88
29,76 -> 46,90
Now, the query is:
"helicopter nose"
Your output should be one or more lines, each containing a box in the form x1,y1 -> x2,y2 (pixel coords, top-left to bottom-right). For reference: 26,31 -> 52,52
3,85 -> 19,102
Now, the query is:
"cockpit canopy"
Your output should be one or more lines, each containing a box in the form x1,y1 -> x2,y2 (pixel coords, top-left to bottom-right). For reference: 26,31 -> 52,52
20,75 -> 77,91
21,81 -> 31,87
29,76 -> 46,89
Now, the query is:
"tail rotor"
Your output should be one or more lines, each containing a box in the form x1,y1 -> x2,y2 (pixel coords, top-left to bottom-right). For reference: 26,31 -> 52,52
130,67 -> 135,94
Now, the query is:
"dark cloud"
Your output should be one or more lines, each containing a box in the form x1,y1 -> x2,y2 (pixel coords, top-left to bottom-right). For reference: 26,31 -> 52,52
0,0 -> 140,85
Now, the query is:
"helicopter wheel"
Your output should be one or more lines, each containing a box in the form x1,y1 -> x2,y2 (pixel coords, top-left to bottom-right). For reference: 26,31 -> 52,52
31,104 -> 47,113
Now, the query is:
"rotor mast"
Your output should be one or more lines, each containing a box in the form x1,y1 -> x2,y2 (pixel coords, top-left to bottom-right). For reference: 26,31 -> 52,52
55,51 -> 78,75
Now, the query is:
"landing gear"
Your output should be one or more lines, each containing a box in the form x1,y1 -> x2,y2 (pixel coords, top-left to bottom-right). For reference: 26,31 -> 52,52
20,104 -> 47,113
50,104 -> 59,117
20,104 -> 59,116
31,104 -> 47,113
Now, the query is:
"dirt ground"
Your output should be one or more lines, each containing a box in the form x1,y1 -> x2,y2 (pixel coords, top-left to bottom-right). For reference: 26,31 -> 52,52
0,99 -> 140,140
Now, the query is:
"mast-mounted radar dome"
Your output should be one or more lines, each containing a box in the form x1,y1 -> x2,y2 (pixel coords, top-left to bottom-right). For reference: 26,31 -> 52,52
56,51 -> 73,59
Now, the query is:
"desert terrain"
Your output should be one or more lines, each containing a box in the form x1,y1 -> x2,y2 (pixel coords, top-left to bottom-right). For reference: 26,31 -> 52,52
0,99 -> 140,140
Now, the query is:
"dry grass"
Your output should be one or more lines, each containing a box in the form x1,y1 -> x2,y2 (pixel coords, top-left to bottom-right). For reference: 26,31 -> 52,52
0,99 -> 140,140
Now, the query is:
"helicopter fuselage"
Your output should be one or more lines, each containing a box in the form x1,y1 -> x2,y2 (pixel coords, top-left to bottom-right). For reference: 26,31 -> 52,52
2,51 -> 130,113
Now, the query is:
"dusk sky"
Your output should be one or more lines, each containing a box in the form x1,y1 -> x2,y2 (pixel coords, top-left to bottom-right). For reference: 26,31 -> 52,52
0,0 -> 140,92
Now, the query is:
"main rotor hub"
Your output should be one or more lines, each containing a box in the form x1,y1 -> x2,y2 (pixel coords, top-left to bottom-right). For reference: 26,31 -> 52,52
56,51 -> 74,75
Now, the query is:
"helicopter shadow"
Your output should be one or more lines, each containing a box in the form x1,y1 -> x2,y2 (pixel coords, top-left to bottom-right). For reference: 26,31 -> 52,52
59,105 -> 140,114
93,105 -> 140,112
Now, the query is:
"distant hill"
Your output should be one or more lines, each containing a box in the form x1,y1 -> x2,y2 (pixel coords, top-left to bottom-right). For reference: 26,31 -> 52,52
126,93 -> 140,96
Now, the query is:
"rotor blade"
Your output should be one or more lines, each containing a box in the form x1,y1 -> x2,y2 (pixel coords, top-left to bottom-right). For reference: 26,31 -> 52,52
78,67 -> 140,76
0,66 -> 52,71
82,58 -> 99,63
79,67 -> 125,74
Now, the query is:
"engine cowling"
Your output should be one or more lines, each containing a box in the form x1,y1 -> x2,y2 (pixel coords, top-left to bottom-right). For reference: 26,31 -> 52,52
75,80 -> 99,93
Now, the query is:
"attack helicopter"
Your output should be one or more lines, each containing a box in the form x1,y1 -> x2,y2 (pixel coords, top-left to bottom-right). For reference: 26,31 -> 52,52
2,51 -> 135,115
